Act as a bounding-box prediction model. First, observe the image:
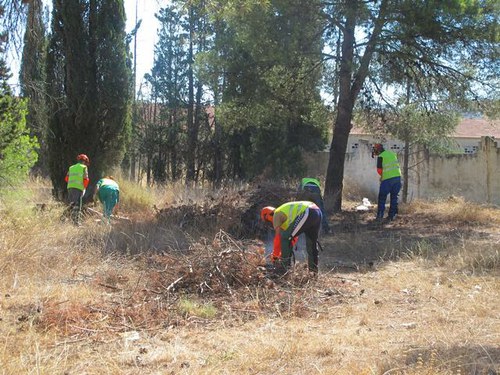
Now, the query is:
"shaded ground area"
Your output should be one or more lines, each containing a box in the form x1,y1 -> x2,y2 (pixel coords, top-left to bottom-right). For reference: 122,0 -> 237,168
320,204 -> 500,272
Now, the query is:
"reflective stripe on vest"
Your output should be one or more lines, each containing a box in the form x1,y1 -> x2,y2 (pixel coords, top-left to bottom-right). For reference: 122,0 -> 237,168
67,163 -> 87,191
380,150 -> 401,181
301,178 -> 320,188
275,201 -> 312,230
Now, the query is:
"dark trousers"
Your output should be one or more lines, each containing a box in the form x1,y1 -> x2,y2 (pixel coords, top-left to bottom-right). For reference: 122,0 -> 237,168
67,188 -> 83,225
281,207 -> 322,272
297,185 -> 329,232
377,176 -> 402,219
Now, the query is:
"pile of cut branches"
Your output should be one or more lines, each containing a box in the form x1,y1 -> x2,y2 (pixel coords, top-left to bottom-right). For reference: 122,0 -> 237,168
156,182 -> 296,239
144,230 -> 322,298
145,231 -> 269,296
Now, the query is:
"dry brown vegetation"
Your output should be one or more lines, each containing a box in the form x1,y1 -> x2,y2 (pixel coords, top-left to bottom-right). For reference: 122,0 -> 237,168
0,180 -> 499,375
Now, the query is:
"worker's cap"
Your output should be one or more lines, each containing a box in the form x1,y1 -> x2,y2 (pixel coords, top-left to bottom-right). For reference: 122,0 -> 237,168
260,206 -> 275,222
76,154 -> 90,165
372,143 -> 384,154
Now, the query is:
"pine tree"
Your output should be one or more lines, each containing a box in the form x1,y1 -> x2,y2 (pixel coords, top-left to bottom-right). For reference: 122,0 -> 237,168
322,0 -> 499,211
212,0 -> 328,179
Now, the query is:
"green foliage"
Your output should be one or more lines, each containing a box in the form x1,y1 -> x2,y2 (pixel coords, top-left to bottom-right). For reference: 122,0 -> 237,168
205,0 -> 328,179
365,0 -> 499,107
0,41 -> 39,185
387,104 -> 460,153
357,101 -> 460,153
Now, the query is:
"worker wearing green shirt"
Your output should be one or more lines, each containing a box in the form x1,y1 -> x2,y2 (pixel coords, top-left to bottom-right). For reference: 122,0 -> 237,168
95,176 -> 120,223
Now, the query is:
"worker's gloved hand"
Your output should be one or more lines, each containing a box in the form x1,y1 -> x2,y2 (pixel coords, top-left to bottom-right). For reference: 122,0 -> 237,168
290,236 -> 298,247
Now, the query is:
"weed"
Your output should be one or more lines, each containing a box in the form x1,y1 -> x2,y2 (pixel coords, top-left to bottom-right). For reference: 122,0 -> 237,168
178,297 -> 217,319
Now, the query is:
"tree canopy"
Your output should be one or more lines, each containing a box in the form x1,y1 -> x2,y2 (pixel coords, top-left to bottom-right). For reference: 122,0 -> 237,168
134,0 -> 329,184
3,0 -> 498,203
0,6 -> 38,186
322,0 -> 499,211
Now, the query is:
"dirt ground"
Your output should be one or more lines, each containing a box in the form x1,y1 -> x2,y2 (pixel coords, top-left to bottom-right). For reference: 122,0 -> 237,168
320,202 -> 500,271
2,184 -> 498,374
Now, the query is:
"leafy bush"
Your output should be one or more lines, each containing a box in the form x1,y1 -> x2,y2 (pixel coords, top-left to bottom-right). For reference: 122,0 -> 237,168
0,61 -> 39,186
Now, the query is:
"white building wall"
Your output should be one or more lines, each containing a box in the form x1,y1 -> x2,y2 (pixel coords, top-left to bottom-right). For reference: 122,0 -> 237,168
305,136 -> 500,205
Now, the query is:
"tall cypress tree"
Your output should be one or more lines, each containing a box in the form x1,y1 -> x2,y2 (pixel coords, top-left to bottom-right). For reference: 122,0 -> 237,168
147,5 -> 187,183
20,0 -> 48,175
46,0 -> 131,199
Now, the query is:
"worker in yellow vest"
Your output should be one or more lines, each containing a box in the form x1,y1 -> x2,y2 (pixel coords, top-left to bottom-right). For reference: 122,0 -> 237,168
261,201 -> 322,273
94,176 -> 120,223
372,144 -> 402,221
64,154 -> 90,225
297,177 -> 330,233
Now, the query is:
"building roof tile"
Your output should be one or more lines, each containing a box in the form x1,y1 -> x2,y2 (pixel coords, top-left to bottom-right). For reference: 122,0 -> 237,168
350,118 -> 500,138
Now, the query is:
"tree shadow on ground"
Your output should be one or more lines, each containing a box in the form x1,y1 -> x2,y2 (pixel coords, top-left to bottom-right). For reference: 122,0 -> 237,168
318,209 -> 498,272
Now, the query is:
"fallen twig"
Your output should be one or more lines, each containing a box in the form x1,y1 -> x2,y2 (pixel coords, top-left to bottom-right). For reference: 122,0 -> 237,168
50,337 -> 89,348
165,276 -> 184,292
86,207 -> 132,222
98,283 -> 122,291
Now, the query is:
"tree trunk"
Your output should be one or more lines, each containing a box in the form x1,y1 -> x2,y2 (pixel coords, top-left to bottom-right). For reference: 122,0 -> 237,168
324,0 -> 388,212
324,3 -> 357,213
325,105 -> 354,212
130,0 -> 139,182
185,7 -> 195,183
402,139 -> 409,203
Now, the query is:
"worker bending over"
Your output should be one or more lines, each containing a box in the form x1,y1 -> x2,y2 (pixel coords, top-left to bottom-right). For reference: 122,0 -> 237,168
261,201 -> 322,273
95,176 -> 120,223
297,177 -> 330,234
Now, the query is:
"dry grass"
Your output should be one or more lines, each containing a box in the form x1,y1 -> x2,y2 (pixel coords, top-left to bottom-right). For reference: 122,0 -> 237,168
116,178 -> 156,214
0,180 -> 499,374
402,196 -> 500,226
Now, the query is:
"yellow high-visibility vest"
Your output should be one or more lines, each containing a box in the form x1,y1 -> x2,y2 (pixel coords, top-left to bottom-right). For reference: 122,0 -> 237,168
380,150 -> 401,181
67,163 -> 87,191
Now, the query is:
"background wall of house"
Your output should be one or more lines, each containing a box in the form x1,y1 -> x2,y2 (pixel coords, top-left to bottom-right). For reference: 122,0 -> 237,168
305,136 -> 500,205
